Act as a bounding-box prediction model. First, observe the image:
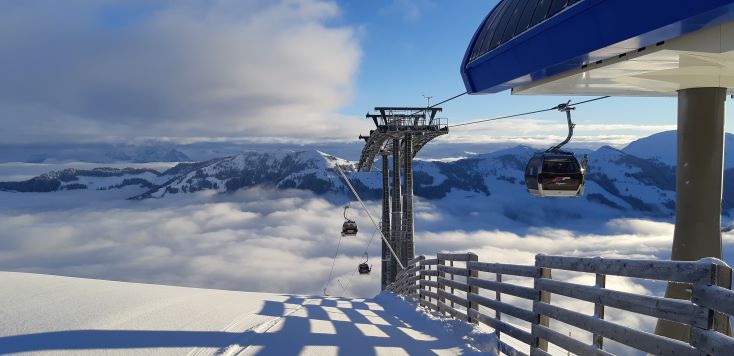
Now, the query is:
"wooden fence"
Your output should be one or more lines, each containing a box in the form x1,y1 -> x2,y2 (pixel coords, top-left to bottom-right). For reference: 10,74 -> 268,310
387,253 -> 734,356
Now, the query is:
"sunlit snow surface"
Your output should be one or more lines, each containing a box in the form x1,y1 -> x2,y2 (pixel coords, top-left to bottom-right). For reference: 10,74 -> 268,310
0,272 -> 492,355
2,144 -> 734,355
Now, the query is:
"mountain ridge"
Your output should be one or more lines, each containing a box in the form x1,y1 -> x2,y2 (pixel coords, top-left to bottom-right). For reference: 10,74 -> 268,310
3,132 -> 734,220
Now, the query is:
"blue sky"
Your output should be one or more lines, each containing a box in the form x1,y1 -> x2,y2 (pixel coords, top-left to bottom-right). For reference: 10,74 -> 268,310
0,0 -> 729,146
333,0 -> 732,139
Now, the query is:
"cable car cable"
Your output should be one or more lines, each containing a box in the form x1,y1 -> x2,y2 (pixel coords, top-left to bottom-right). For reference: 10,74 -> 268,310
427,91 -> 467,109
323,230 -> 344,295
408,91 -> 467,116
451,95 -> 610,128
402,89 -> 608,129
451,106 -> 558,128
335,164 -> 406,270
568,95 -> 611,106
340,226 -> 379,294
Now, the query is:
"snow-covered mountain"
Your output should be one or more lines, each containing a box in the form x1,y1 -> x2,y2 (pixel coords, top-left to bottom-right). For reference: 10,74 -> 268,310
136,150 -> 380,199
0,167 -> 167,192
0,150 -> 380,198
623,130 -> 734,168
4,132 -> 734,219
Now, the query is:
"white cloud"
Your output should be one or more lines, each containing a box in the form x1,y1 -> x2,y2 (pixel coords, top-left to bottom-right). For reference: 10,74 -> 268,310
0,187 -> 720,298
452,118 -> 675,135
2,186 -> 732,355
416,219 -> 675,265
0,0 -> 369,144
379,0 -> 432,22
0,187 -> 388,297
446,118 -> 676,148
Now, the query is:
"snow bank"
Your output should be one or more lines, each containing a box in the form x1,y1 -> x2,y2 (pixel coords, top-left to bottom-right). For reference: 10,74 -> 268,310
0,272 -> 495,355
374,292 -> 498,354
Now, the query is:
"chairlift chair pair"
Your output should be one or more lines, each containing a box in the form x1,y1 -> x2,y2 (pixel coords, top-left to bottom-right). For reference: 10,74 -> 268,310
524,102 -> 587,198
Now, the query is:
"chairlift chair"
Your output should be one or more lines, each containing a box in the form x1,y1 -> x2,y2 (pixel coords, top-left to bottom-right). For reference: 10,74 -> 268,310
341,206 -> 358,237
524,103 -> 587,198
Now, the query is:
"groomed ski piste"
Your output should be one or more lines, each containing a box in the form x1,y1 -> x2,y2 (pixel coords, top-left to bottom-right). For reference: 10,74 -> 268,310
0,272 -> 497,355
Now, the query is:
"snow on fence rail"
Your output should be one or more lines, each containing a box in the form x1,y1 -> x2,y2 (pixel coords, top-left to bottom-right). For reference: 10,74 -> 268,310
386,253 -> 734,356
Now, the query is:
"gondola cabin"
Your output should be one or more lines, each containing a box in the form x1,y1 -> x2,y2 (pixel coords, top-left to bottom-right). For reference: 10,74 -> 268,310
525,152 -> 584,197
358,263 -> 371,275
342,220 -> 358,237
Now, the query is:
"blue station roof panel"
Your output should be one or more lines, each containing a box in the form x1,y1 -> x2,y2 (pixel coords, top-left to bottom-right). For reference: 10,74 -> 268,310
461,0 -> 734,94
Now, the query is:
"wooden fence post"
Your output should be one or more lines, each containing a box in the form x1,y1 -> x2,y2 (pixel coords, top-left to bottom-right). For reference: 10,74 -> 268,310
713,263 -> 733,336
690,261 -> 734,353
424,262 -> 431,309
438,257 -> 446,315
496,272 -> 502,341
467,252 -> 478,324
533,255 -> 552,353
431,263 -> 438,312
539,267 -> 551,351
594,272 -> 606,350
450,259 -> 455,310
416,256 -> 425,299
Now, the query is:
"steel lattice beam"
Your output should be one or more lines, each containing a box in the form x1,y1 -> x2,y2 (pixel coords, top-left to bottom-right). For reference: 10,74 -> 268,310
356,107 -> 448,172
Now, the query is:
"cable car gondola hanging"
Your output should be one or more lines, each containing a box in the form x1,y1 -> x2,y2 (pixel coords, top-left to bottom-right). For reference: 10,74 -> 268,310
341,205 -> 358,237
524,102 -> 588,198
358,252 -> 371,275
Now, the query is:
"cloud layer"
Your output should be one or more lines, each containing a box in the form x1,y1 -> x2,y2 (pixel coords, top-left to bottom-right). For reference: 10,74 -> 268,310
0,0 -> 368,144
2,186 -> 733,355
0,188 -> 388,297
445,118 -> 677,148
3,186 -> 731,298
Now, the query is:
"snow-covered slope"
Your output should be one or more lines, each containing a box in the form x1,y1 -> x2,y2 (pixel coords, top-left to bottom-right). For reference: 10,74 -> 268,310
0,272 -> 491,355
414,144 -> 679,224
0,146 -> 703,219
139,150 -> 380,199
0,167 -> 170,193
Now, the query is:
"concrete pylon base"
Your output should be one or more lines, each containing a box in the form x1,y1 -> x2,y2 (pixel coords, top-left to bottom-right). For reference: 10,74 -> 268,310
655,87 -> 731,340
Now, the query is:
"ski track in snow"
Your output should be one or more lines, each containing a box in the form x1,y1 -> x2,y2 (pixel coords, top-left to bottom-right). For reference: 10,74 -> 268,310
186,304 -> 305,356
0,272 -> 492,356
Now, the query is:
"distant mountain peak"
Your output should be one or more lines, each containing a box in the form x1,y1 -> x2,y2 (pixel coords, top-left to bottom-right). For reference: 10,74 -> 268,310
623,130 -> 734,168
6,135 -> 734,220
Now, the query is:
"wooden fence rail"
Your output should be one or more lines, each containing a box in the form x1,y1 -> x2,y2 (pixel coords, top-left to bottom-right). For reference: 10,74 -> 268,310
386,253 -> 734,356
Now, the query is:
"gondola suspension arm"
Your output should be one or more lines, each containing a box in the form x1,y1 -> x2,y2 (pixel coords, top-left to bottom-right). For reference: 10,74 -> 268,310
547,101 -> 576,153
335,164 -> 406,271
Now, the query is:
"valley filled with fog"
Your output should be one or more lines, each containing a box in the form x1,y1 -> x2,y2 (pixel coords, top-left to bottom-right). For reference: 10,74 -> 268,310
3,133 -> 734,352
2,178 -> 732,298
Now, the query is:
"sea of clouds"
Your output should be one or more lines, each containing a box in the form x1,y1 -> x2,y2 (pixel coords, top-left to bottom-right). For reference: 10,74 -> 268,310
2,182 -> 734,354
5,184 -> 724,298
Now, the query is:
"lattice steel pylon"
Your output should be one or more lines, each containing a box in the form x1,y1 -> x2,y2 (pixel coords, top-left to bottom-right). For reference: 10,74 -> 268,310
357,107 -> 448,290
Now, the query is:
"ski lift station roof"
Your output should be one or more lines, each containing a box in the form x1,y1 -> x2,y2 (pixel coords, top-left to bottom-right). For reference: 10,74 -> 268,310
461,0 -> 734,96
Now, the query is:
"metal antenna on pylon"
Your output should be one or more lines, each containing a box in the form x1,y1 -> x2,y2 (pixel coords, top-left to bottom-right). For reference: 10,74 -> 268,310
422,95 -> 433,108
